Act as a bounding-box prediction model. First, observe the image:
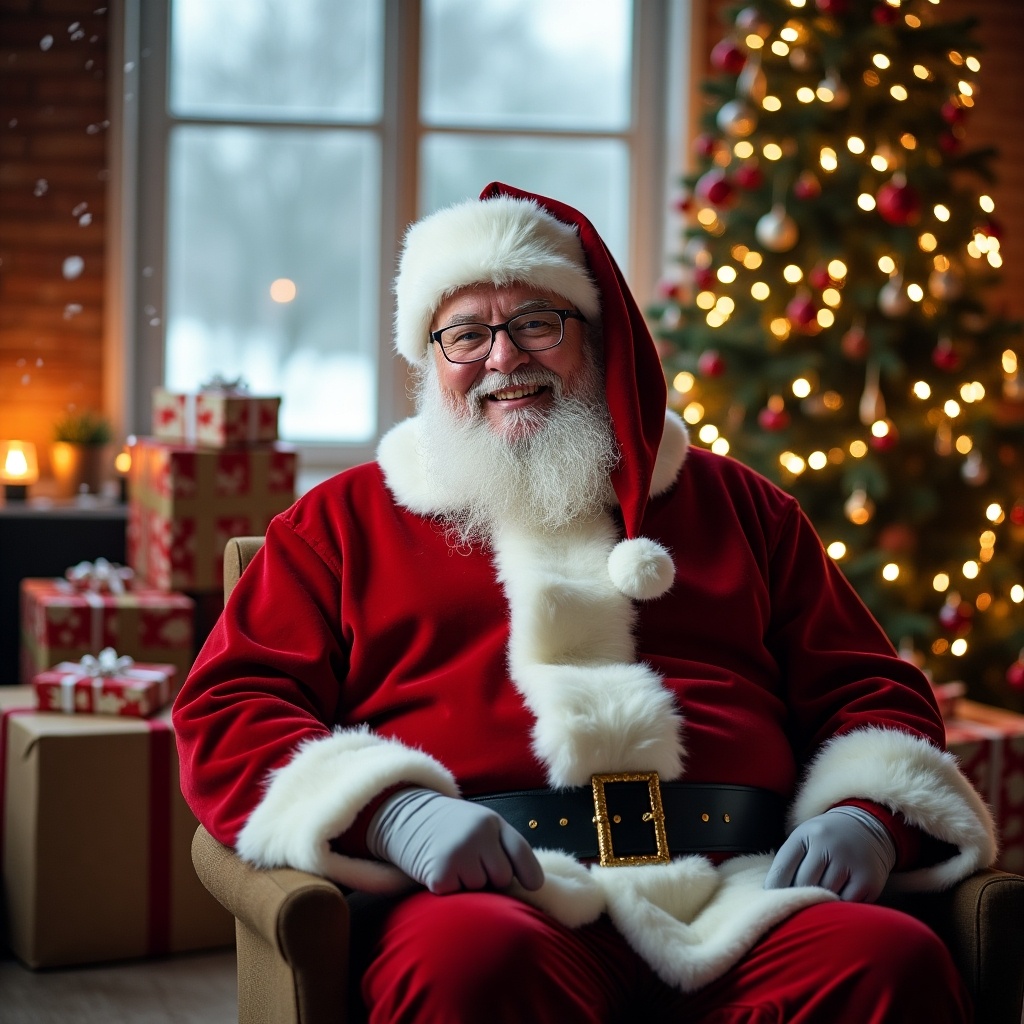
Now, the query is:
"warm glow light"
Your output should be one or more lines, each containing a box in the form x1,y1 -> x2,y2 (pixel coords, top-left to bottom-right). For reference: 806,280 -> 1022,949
751,282 -> 771,300
763,96 -> 782,111
817,309 -> 835,328
698,424 -> 720,443
950,638 -> 968,657
890,85 -> 908,101
1011,585 -> 1024,603
673,371 -> 695,393
900,133 -> 918,149
850,440 -> 868,458
955,435 -> 973,455
933,573 -> 950,592
907,283 -> 924,302
827,259 -> 847,279
734,141 -> 755,159
1003,350 -> 1019,374
808,451 -> 828,470
746,34 -> 765,49
827,541 -> 847,559
696,291 -> 716,309
848,136 -> 866,154
858,193 -> 876,211
934,205 -> 951,221
918,233 -> 937,252
793,378 -> 812,398
770,318 -> 791,339
711,437 -> 731,455
878,256 -> 896,274
717,266 -> 737,283
697,208 -> 718,227
944,400 -> 961,417
872,54 -> 891,70
114,450 -> 132,474
870,155 -> 889,172
771,40 -> 790,57
882,563 -> 900,581
822,288 -> 841,307
763,143 -> 783,161
820,147 -> 838,171
871,420 -> 890,438
716,296 -> 736,315
980,530 -> 996,549
913,381 -> 931,399
683,402 -> 705,424
780,452 -> 806,475
743,251 -> 763,269
979,194 -> 995,213
912,64 -> 930,80
783,265 -> 803,283
269,278 -> 297,303
986,503 -> 1004,523
0,440 -> 39,486
963,561 -> 980,579
706,310 -> 726,328
966,56 -> 981,72
798,87 -> 816,103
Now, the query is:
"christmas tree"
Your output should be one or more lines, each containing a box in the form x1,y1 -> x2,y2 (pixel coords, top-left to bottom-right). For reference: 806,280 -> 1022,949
651,0 -> 1024,708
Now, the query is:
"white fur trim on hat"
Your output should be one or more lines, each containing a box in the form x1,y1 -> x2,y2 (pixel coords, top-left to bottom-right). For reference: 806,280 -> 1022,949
394,194 -> 601,363
607,537 -> 675,600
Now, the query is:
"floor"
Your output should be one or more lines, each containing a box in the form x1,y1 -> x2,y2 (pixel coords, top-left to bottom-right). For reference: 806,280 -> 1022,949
0,947 -> 237,1024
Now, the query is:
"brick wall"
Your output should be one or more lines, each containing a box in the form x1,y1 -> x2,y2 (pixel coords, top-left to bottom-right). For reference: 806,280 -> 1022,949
0,0 -> 108,477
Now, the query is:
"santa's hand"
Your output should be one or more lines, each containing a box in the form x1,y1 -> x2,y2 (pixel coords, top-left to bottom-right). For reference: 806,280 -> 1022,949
366,787 -> 545,895
763,806 -> 896,902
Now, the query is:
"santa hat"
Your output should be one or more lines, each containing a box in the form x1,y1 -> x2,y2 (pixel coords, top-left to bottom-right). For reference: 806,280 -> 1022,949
394,182 -> 673,601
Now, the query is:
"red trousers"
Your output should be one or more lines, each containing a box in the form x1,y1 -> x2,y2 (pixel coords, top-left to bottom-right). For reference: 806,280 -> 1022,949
358,891 -> 970,1023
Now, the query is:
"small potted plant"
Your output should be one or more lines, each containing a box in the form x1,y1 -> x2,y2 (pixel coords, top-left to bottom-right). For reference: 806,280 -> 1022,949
51,409 -> 112,497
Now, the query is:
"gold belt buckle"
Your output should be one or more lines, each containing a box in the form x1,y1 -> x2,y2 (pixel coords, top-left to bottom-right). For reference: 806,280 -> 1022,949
590,771 -> 670,867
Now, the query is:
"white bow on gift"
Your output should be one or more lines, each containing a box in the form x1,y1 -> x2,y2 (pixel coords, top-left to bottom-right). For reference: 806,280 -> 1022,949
78,646 -> 135,678
200,373 -> 249,393
65,557 -> 135,595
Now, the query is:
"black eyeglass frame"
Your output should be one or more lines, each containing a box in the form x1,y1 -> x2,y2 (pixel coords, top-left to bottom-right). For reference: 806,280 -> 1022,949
428,309 -> 586,364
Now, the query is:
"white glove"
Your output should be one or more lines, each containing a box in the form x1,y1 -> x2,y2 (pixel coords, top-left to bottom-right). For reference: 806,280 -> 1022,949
366,788 -> 545,895
763,805 -> 896,903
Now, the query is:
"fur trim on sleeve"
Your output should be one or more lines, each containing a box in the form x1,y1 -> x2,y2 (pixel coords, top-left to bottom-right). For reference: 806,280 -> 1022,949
790,725 -> 997,892
236,726 -> 459,891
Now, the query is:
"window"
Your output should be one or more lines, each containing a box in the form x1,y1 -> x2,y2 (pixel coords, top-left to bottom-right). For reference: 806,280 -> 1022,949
117,0 -> 689,483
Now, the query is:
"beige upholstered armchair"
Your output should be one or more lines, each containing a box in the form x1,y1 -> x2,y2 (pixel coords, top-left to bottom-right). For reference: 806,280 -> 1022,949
191,536 -> 1024,1024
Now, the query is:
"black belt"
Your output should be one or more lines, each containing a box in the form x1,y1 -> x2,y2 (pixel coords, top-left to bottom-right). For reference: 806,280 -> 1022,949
470,772 -> 786,867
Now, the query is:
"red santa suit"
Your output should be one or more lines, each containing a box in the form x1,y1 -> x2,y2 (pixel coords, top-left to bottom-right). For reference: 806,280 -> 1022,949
173,184 -> 995,1008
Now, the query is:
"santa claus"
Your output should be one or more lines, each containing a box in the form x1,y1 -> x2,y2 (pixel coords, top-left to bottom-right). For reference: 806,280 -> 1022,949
174,183 -> 994,1022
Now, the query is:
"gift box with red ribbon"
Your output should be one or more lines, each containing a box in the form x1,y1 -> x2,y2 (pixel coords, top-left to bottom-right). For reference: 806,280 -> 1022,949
127,436 -> 297,591
19,572 -> 195,686
945,699 -> 1024,874
0,687 -> 233,968
152,380 -> 281,448
33,648 -> 176,718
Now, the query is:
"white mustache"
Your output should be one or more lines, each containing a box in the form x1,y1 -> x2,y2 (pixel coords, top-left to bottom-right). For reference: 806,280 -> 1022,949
467,369 -> 562,405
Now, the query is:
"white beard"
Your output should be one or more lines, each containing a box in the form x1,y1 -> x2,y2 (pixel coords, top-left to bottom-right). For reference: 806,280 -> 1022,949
413,352 -> 619,547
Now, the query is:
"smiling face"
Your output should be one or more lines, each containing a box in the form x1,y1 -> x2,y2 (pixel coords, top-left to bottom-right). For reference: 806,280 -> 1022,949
428,282 -> 589,441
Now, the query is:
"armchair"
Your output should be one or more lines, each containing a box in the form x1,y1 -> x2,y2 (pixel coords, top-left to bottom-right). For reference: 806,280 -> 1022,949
192,536 -> 1024,1024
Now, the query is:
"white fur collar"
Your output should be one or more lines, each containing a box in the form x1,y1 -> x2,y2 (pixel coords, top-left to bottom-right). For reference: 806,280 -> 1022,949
377,409 -> 689,517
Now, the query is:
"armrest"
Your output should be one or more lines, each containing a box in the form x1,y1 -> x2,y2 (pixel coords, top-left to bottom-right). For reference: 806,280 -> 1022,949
884,868 -> 1024,1024
192,825 -> 351,1024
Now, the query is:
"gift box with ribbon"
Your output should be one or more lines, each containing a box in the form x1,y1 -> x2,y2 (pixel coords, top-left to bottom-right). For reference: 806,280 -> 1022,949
152,377 -> 281,448
32,648 -> 175,718
19,572 -> 195,686
127,436 -> 297,591
945,699 -> 1024,874
0,686 -> 234,968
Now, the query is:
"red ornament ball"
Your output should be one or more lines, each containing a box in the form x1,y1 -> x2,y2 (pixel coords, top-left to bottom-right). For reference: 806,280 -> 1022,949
693,134 -> 718,159
872,2 -> 899,24
786,293 -> 818,331
870,420 -> 899,451
711,38 -> 747,75
673,194 -> 693,214
878,522 -> 917,554
938,600 -> 973,636
1007,660 -> 1024,691
693,267 -> 717,291
876,178 -> 922,226
939,131 -> 963,155
1009,502 -> 1024,527
816,0 -> 851,13
977,217 -> 1004,241
757,405 -> 791,431
931,340 -> 962,372
808,264 -> 832,291
735,163 -> 765,190
941,101 -> 968,126
793,171 -> 822,201
697,350 -> 727,377
841,325 -> 870,359
695,169 -> 736,208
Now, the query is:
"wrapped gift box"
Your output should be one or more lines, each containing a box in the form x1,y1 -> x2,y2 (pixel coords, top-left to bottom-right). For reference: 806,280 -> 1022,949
20,578 -> 195,686
152,386 -> 281,447
33,652 -> 175,718
128,437 -> 296,592
0,687 -> 234,968
946,699 -> 1024,874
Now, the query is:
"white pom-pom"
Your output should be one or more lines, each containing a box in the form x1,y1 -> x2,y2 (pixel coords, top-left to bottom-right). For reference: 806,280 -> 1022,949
607,538 -> 674,601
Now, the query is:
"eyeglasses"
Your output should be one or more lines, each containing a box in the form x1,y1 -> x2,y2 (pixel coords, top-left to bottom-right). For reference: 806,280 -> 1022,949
429,309 -> 586,364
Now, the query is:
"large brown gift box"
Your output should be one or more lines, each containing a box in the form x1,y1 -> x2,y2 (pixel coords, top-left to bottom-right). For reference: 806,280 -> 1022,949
127,437 -> 297,592
0,687 -> 234,968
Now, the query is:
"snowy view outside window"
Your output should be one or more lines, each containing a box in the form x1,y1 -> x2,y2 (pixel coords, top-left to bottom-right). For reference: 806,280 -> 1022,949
163,0 -> 633,445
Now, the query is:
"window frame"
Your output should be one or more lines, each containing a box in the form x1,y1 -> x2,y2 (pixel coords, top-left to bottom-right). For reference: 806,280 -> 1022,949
106,0 -> 693,486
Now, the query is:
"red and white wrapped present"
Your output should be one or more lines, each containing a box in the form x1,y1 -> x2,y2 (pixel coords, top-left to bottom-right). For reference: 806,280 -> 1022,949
20,574 -> 195,686
127,436 -> 297,591
945,699 -> 1024,874
152,378 -> 281,448
33,648 -> 175,718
